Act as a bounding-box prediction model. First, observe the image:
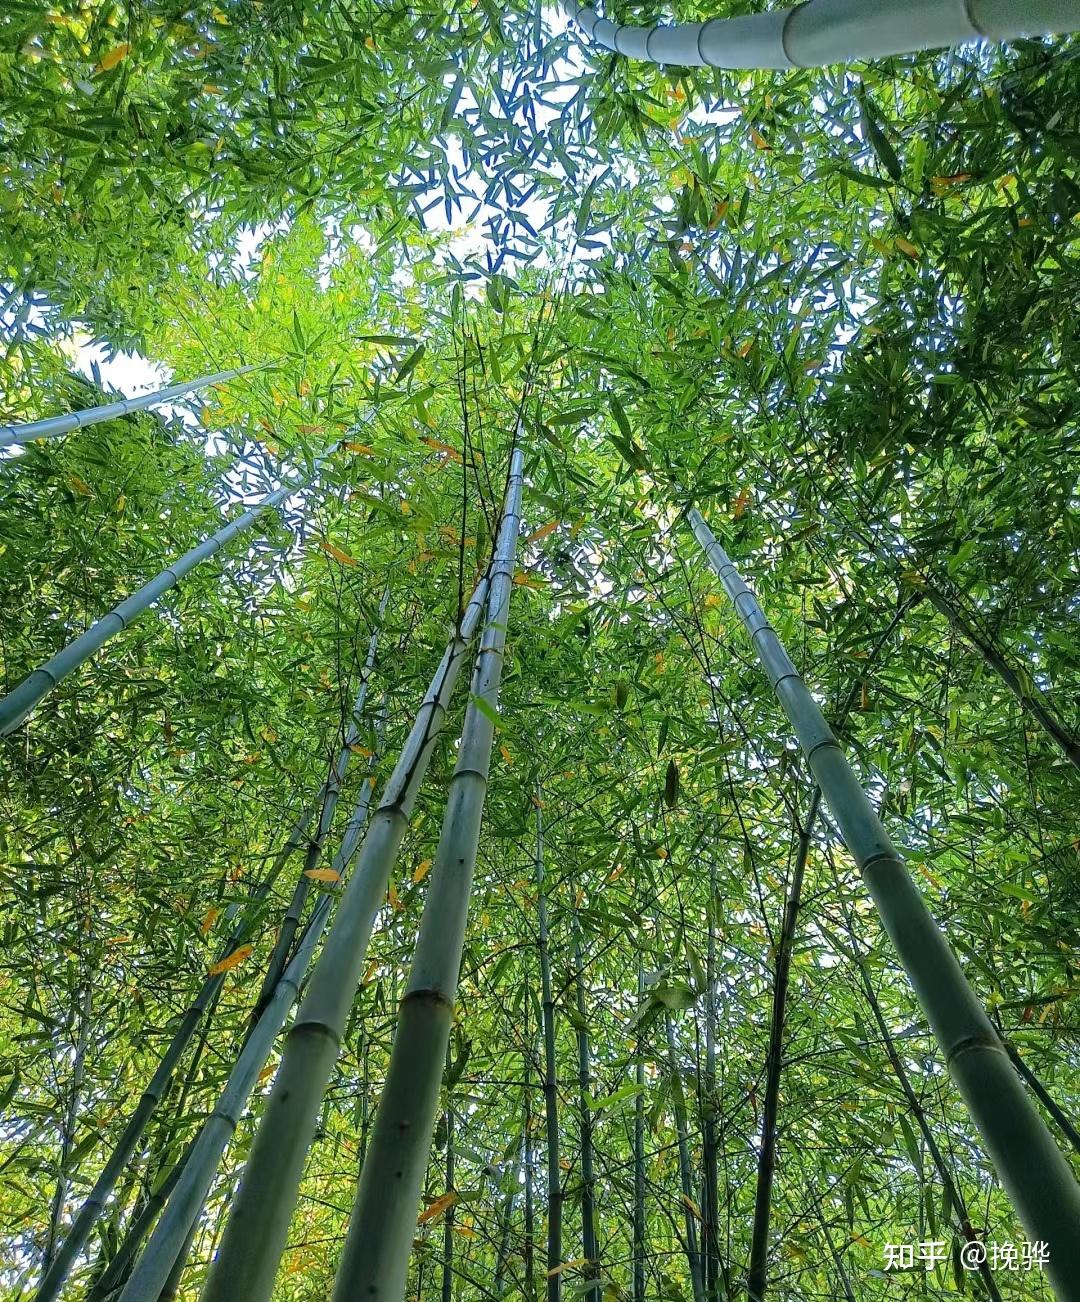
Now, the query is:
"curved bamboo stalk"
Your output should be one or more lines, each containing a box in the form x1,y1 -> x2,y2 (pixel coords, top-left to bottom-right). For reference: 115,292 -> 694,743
562,0 -> 1080,70
329,444 -> 524,1301
687,507 -> 1080,1299
0,364 -> 268,450
117,740 -> 383,1301
0,458 -> 322,736
201,559 -> 502,1302
664,1013 -> 704,1302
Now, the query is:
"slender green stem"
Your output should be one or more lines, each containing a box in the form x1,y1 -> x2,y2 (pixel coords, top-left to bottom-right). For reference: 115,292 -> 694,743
329,445 -> 524,1301
687,506 -> 1080,1299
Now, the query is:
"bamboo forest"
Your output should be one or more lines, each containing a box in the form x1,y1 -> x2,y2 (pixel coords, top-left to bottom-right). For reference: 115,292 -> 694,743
3,0 -> 1080,1298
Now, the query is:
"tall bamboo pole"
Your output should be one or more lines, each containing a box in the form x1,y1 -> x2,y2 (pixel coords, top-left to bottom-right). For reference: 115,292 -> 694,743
701,866 -> 721,1302
1003,1042 -> 1080,1156
0,458 -> 321,736
687,507 -> 1080,1297
632,957 -> 646,1302
562,0 -> 1080,70
536,792 -> 563,1302
746,792 -> 818,1302
117,739 -> 383,1301
923,583 -> 1080,772
42,981 -> 92,1274
34,708 -> 359,1301
329,444 -> 524,1301
0,364 -> 267,450
201,518 -> 508,1302
574,928 -> 602,1302
250,593 -> 387,1019
664,1014 -> 705,1302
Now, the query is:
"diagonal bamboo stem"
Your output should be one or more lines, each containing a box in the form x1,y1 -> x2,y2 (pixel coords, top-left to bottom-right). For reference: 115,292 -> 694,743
201,548 -> 506,1302
0,364 -> 268,450
687,506 -> 1080,1300
562,0 -> 1080,71
117,734 -> 384,1301
33,679 -> 369,1302
328,444 -> 524,1301
0,457 -> 324,736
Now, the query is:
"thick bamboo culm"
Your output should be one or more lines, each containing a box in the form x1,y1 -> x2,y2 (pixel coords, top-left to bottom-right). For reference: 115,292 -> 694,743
200,556 -> 508,1301
687,506 -> 1080,1300
562,0 -> 1080,70
330,444 -> 525,1301
0,363 -> 266,450
0,460 -> 319,737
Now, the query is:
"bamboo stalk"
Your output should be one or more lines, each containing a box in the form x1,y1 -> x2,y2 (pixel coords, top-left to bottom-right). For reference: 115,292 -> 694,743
1004,1041 -> 1080,1156
701,867 -> 720,1302
249,595 -> 386,1019
116,738 -> 383,1301
43,981 -> 93,1274
664,1014 -> 705,1302
328,444 -> 524,1301
0,364 -> 268,450
923,582 -> 1080,772
0,458 -> 321,736
574,928 -> 602,1302
687,507 -> 1080,1298
36,652 -> 372,1300
201,531 -> 506,1302
633,958 -> 646,1302
746,792 -> 818,1302
536,792 -> 563,1302
562,0 -> 1080,70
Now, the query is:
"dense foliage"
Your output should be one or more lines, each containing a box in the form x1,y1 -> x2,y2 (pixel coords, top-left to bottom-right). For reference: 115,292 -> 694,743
1,3 -> 1078,1300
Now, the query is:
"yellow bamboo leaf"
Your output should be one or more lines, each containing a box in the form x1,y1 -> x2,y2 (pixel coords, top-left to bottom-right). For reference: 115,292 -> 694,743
207,944 -> 253,976
681,1193 -> 703,1220
499,744 -> 513,766
304,868 -> 341,883
349,744 -> 374,757
525,520 -> 560,545
412,858 -> 432,884
418,1192 -> 458,1225
750,127 -> 769,150
733,487 -> 750,519
344,442 -> 374,454
200,907 -> 220,937
895,236 -> 921,260
703,594 -> 722,609
547,1259 -> 587,1278
319,540 -> 358,567
105,934 -> 132,945
68,474 -> 93,497
257,1063 -> 275,1085
388,881 -> 401,911
95,42 -> 131,73
737,339 -> 754,359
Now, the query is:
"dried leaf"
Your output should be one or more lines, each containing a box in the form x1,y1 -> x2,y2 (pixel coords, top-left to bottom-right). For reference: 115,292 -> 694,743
207,945 -> 253,976
304,868 -> 341,883
95,43 -> 131,73
418,1191 -> 458,1225
319,540 -> 358,566
525,520 -> 560,545
412,858 -> 432,884
199,907 -> 220,937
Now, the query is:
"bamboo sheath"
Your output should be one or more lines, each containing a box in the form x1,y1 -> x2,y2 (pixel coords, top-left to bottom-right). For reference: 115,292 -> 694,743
0,364 -> 266,450
118,740 -> 384,1301
330,444 -> 525,1302
35,651 -> 380,1301
201,560 -> 502,1302
562,0 -> 1080,69
687,507 -> 1080,1299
